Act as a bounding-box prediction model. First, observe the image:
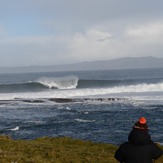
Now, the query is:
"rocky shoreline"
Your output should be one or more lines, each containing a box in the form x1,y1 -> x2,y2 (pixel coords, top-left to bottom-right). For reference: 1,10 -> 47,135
0,97 -> 127,104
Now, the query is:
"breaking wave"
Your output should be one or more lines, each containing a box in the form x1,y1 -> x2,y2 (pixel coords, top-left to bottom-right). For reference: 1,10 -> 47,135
0,76 -> 79,93
35,75 -> 78,89
1,74 -> 163,101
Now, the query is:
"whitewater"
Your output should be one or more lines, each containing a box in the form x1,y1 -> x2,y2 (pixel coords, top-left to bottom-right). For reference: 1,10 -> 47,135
1,74 -> 163,100
0,68 -> 163,145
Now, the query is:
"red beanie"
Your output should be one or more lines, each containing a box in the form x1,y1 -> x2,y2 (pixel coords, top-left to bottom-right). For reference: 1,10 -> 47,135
133,117 -> 148,130
139,117 -> 146,124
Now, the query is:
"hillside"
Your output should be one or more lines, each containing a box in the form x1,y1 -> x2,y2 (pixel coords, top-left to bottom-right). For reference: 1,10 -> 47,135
1,56 -> 163,73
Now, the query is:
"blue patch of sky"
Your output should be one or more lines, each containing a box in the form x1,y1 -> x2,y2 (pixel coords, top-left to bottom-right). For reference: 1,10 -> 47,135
4,17 -> 52,37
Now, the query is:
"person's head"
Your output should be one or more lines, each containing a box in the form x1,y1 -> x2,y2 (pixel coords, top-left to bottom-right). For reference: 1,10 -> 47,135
133,117 -> 148,130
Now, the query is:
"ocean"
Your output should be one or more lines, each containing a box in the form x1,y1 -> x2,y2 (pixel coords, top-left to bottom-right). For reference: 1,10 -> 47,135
0,68 -> 163,145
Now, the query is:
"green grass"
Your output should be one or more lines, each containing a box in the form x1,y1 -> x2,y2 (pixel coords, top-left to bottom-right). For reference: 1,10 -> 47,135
0,135 -> 162,163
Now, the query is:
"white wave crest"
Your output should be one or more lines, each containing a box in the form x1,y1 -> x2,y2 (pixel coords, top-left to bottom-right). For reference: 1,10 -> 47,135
108,82 -> 163,93
75,119 -> 96,123
10,126 -> 19,131
35,75 -> 78,89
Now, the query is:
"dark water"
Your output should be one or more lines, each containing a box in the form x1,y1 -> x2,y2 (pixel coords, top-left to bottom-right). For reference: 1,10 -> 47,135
0,68 -> 163,145
0,101 -> 162,145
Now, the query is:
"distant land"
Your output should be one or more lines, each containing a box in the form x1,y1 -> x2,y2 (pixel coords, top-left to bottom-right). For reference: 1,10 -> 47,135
1,56 -> 163,73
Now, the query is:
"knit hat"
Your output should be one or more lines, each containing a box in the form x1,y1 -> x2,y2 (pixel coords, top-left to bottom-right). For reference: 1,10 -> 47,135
133,117 -> 148,130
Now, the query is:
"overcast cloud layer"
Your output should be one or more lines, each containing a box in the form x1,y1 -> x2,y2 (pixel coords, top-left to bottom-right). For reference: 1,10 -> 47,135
0,0 -> 163,67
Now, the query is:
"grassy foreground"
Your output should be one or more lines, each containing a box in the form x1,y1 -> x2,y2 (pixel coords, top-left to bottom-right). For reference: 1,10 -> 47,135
0,135 -> 162,163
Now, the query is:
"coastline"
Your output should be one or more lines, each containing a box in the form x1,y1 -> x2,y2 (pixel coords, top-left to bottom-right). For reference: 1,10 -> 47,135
0,135 -> 162,163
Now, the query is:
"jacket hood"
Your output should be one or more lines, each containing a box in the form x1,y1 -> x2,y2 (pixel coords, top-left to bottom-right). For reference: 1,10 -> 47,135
128,128 -> 152,146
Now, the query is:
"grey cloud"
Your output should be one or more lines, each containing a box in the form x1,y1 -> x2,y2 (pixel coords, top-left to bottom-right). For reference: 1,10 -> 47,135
0,0 -> 163,66
2,1 -> 163,28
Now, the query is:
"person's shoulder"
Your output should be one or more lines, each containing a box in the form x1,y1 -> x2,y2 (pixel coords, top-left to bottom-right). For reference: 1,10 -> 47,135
121,142 -> 130,145
119,142 -> 130,148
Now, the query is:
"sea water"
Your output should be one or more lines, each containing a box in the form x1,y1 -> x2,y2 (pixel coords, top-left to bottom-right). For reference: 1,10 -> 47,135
0,68 -> 163,145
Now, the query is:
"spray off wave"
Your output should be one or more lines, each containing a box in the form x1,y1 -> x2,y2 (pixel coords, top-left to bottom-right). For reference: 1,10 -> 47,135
35,75 -> 78,89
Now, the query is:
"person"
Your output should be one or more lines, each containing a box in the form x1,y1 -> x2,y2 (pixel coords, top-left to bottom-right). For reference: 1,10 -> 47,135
114,117 -> 163,163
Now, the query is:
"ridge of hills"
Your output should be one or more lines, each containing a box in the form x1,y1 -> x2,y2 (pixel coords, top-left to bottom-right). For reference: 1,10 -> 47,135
1,56 -> 163,73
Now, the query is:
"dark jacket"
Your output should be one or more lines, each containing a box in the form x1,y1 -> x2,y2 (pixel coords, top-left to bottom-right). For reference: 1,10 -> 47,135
114,128 -> 163,163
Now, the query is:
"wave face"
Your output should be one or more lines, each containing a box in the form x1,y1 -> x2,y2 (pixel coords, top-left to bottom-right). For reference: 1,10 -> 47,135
0,82 -> 47,93
77,79 -> 160,88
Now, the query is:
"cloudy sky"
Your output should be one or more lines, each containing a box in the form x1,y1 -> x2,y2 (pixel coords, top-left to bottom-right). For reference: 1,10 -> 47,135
0,0 -> 163,67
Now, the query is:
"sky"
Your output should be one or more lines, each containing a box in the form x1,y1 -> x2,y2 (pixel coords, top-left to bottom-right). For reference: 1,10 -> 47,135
0,0 -> 163,67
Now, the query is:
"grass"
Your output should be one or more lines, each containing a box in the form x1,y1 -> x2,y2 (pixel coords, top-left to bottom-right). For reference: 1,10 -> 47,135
0,135 -> 162,163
